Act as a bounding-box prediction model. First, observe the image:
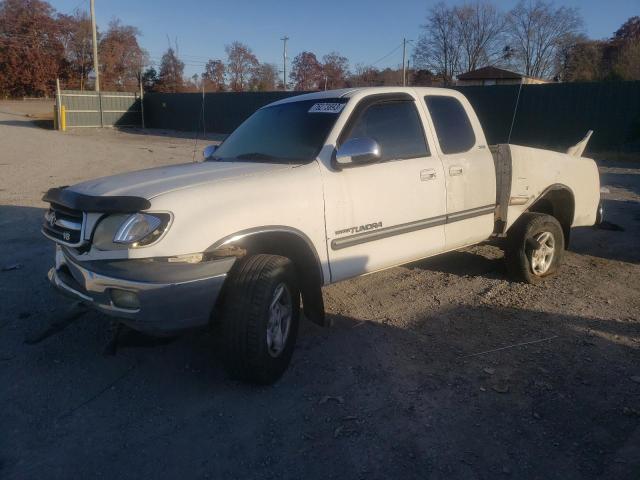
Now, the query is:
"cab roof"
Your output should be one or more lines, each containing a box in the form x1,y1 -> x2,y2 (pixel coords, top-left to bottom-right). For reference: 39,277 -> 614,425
267,87 -> 460,107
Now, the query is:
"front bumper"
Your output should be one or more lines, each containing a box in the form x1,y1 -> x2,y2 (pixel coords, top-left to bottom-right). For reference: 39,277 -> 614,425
48,246 -> 235,334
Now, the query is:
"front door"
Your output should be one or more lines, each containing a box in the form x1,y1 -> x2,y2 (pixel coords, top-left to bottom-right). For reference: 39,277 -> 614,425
321,94 -> 447,282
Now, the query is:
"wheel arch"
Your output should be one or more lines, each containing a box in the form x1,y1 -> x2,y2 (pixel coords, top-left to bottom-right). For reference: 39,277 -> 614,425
208,226 -> 326,325
527,184 -> 575,247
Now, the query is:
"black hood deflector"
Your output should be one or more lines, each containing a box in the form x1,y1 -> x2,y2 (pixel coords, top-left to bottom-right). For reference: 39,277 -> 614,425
43,187 -> 151,213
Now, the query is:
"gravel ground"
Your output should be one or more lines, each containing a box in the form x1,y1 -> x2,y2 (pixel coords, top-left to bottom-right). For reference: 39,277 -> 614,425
1,100 -> 639,479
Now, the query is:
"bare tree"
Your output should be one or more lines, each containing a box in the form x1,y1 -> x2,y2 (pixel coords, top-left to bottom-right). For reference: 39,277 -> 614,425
202,59 -> 225,91
506,0 -> 583,79
350,64 -> 379,87
454,2 -> 506,72
289,51 -> 322,91
413,2 -> 461,85
225,41 -> 258,91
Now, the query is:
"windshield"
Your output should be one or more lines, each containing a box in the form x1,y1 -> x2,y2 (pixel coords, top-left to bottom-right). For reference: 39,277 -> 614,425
211,98 -> 349,163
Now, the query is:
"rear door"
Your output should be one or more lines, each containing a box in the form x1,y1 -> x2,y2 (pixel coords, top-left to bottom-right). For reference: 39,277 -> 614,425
422,94 -> 496,249
321,93 -> 447,282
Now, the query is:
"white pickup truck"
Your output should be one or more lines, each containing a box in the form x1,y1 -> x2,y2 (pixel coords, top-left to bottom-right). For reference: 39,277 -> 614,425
43,87 -> 602,384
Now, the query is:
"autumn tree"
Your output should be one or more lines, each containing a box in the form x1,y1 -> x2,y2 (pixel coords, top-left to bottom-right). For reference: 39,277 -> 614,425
609,16 -> 640,80
202,59 -> 225,91
156,47 -> 184,92
99,19 -> 146,90
555,16 -> 640,82
289,51 -> 322,90
225,41 -> 258,91
252,63 -> 279,91
0,0 -> 67,96
322,52 -> 349,89
557,38 -> 605,82
506,0 -> 583,79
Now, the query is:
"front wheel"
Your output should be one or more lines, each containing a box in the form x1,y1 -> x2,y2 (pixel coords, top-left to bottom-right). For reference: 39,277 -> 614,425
504,213 -> 565,284
218,254 -> 300,384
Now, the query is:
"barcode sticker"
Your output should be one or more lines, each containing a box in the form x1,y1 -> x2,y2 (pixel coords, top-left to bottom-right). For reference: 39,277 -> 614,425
309,103 -> 346,113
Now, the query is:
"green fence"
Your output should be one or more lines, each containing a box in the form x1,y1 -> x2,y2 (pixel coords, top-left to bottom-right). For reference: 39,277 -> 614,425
143,91 -> 302,134
142,82 -> 640,153
455,81 -> 640,153
58,90 -> 142,128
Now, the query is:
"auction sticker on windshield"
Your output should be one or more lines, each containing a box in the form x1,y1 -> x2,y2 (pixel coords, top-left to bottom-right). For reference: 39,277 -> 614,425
309,103 -> 346,113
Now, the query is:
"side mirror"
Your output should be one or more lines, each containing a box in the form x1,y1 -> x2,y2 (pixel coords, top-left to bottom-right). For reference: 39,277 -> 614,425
203,144 -> 218,160
335,137 -> 381,167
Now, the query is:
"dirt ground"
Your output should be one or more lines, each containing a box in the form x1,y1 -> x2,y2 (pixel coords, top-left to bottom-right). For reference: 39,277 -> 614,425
1,100 -> 639,480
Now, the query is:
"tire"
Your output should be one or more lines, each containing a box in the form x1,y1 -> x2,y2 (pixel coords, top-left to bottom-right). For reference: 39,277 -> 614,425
218,254 -> 300,385
504,213 -> 565,284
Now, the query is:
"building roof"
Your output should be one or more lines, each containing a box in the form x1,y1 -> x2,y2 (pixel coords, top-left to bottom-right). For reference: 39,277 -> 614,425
457,66 -> 524,81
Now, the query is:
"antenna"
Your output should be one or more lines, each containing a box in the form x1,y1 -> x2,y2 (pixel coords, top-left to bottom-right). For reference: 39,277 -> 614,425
507,81 -> 523,144
192,81 -> 206,162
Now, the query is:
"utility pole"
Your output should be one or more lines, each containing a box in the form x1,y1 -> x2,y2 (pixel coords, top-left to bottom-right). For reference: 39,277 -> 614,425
90,0 -> 100,91
280,36 -> 289,91
402,37 -> 407,86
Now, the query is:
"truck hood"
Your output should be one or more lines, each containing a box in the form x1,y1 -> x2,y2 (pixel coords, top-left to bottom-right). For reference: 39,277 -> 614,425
69,161 -> 290,199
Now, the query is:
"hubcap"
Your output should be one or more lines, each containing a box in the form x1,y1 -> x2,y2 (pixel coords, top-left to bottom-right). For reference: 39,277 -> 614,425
530,231 -> 555,275
266,283 -> 292,358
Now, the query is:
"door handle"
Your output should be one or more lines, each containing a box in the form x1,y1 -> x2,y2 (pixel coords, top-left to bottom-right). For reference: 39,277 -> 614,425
449,165 -> 464,176
420,168 -> 437,181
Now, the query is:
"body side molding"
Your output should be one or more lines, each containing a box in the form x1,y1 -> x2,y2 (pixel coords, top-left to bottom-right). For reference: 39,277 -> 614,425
331,204 -> 495,251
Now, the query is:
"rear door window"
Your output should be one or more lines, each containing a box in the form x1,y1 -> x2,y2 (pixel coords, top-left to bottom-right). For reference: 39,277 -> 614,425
343,101 -> 429,161
425,96 -> 476,154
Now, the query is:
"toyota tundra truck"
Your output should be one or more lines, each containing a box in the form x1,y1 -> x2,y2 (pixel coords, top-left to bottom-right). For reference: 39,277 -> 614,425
42,87 -> 602,384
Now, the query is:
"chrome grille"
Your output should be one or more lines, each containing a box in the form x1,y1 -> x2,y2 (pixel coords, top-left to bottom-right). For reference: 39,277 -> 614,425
42,203 -> 85,246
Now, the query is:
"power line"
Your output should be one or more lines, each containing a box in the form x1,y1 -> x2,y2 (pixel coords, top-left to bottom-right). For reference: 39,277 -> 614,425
70,0 -> 89,14
369,42 -> 404,67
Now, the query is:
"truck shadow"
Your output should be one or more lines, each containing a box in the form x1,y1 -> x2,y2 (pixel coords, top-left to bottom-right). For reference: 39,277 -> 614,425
407,246 -> 506,279
5,300 -> 639,479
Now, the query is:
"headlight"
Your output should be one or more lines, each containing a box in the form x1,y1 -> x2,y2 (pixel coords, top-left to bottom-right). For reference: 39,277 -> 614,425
93,213 -> 171,250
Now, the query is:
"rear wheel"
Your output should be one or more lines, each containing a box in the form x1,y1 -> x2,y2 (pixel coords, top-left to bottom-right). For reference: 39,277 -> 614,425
505,213 -> 565,283
218,254 -> 300,384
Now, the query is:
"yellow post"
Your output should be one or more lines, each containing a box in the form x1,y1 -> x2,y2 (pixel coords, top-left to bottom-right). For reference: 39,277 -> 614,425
60,105 -> 66,131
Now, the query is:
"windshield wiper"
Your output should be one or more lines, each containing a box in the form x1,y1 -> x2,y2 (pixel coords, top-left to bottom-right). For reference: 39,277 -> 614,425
235,152 -> 284,162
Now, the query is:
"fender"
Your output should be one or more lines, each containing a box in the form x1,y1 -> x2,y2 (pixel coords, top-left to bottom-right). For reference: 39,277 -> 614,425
207,225 -> 324,283
208,225 -> 327,326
